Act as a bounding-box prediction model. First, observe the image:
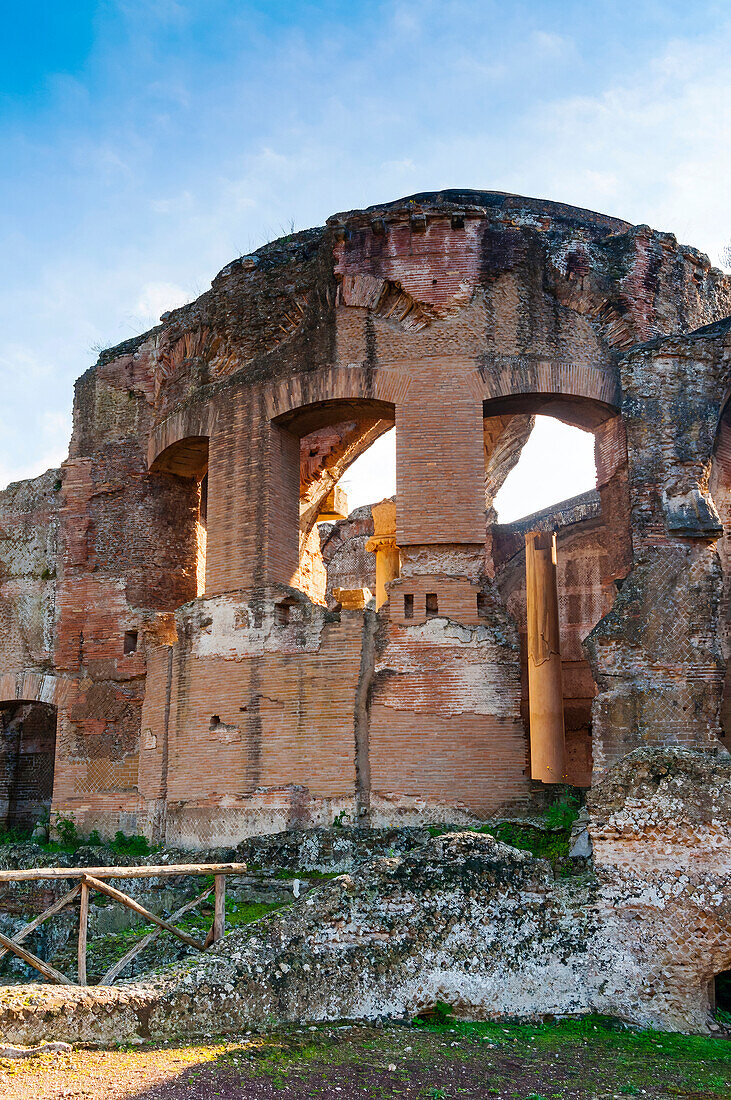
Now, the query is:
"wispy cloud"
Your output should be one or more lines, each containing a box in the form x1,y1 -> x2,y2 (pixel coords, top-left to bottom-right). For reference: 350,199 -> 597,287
0,0 -> 728,503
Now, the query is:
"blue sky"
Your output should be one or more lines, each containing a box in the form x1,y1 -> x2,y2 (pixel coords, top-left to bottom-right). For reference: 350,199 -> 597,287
1,1 -> 729,518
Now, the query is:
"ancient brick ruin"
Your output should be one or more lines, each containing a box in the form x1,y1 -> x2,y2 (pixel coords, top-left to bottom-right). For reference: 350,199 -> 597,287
0,188 -> 728,848
0,189 -> 730,1035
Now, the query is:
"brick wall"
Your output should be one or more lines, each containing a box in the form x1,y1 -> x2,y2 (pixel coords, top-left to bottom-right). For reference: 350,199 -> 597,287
1,190 -> 726,841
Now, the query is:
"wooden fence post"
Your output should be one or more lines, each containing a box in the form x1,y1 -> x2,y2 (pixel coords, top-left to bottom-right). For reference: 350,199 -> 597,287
78,882 -> 89,986
213,874 -> 225,943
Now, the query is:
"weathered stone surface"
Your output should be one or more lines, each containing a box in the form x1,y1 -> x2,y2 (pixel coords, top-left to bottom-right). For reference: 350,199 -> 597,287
0,747 -> 729,1041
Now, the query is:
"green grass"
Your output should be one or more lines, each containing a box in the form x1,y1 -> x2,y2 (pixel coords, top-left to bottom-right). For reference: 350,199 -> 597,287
271,867 -> 341,881
207,1016 -> 731,1097
413,1014 -> 731,1095
427,820 -> 574,862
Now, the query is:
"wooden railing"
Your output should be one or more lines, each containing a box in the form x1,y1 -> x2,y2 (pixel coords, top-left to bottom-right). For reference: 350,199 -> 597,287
0,863 -> 247,986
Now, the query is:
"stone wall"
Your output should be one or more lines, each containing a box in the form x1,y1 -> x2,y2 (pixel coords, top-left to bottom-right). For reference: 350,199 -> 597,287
0,469 -> 60,678
0,746 -> 728,1042
586,319 -> 731,774
0,471 -> 62,829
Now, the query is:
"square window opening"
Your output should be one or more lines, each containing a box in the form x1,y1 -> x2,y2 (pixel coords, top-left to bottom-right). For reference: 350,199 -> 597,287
426,593 -> 439,618
123,630 -> 138,656
275,601 -> 292,626
404,594 -> 414,620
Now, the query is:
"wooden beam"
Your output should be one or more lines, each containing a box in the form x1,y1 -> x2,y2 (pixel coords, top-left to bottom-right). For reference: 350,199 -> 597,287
0,863 -> 247,883
81,875 -> 206,951
77,883 -> 89,986
0,884 -> 81,964
99,888 -> 213,985
213,874 -> 226,943
0,929 -> 74,985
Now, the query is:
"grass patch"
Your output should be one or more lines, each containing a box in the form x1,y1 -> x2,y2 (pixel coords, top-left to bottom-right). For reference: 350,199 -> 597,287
413,1014 -> 731,1096
2,1020 -> 728,1099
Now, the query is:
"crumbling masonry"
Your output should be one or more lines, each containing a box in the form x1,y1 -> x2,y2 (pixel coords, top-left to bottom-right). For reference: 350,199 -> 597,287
0,190 -> 729,1033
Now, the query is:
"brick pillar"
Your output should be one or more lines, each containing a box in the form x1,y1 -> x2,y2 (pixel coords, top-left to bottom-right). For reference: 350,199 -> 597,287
205,397 -> 300,593
392,365 -> 486,623
396,365 -> 485,549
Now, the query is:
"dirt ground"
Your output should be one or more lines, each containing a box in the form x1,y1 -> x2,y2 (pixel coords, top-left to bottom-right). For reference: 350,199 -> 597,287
0,1018 -> 728,1100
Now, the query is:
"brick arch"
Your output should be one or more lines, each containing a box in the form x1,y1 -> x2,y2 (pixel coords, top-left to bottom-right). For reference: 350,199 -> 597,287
149,436 -> 209,479
147,404 -> 214,472
263,368 -> 402,422
483,392 -> 619,431
479,361 -> 621,415
273,396 -> 396,436
0,682 -> 60,830
0,672 -> 68,708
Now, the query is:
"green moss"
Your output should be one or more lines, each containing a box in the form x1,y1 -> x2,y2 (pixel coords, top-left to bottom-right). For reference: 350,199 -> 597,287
225,899 -> 284,927
428,795 -> 582,866
0,825 -> 33,845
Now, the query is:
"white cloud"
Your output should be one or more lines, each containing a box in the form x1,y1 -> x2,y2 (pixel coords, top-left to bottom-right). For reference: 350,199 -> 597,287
150,190 -> 195,214
135,281 -> 191,325
531,30 -> 572,58
529,26 -> 731,256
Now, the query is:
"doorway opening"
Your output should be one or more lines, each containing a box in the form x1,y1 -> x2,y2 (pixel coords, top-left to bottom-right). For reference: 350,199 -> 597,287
0,701 -> 57,831
712,970 -> 731,1019
486,401 -> 629,788
493,416 -> 597,524
148,436 -> 209,604
276,400 -> 395,605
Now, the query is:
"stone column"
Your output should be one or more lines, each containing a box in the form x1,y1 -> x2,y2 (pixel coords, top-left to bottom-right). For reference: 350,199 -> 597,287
366,500 -> 400,610
525,531 -> 566,783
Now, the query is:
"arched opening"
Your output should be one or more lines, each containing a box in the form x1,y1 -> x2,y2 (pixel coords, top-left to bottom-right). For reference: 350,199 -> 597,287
149,436 -> 209,600
485,395 -> 629,788
273,400 -> 396,604
710,398 -> 731,740
317,428 -> 396,608
712,969 -> 731,1021
0,701 -> 57,832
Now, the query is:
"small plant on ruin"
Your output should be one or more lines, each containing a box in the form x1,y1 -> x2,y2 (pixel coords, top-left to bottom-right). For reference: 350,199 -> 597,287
414,1001 -> 456,1026
0,824 -> 32,845
544,792 -> 581,832
109,830 -> 152,857
52,811 -> 80,849
87,829 -> 103,846
332,810 -> 350,828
